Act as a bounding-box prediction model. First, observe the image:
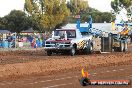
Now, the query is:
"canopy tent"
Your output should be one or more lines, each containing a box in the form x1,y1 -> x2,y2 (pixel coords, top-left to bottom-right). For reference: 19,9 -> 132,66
0,29 -> 11,41
0,30 -> 11,34
21,28 -> 35,33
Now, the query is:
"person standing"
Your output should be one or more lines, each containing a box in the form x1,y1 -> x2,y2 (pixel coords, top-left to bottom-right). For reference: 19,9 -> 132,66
129,29 -> 132,43
120,23 -> 130,35
32,37 -> 36,48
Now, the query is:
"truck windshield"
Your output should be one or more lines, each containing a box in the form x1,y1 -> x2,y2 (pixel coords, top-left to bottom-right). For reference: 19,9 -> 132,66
54,30 -> 76,38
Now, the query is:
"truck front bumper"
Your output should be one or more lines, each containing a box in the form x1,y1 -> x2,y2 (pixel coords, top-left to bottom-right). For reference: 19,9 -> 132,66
44,47 -> 71,51
45,42 -> 71,51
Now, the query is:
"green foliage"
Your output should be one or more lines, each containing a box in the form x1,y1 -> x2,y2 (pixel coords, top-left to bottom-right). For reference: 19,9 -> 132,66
0,17 -> 6,29
111,0 -> 132,12
88,12 -> 112,23
24,0 -> 70,31
111,0 -> 119,12
119,0 -> 132,8
3,10 -> 31,33
67,2 -> 114,23
67,0 -> 89,15
0,0 -> 114,33
68,7 -> 114,23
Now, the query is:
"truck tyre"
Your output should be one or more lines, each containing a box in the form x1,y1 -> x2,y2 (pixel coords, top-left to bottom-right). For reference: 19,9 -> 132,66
84,44 -> 93,54
89,44 -> 93,54
47,51 -> 52,56
120,42 -> 124,52
113,47 -> 119,52
84,47 -> 89,54
70,47 -> 76,56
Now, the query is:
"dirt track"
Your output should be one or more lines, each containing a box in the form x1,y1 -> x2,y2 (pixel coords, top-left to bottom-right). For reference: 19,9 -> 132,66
1,65 -> 131,88
0,47 -> 132,65
0,46 -> 132,80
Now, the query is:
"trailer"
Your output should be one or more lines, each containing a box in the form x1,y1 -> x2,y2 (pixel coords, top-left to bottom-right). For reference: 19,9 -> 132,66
95,23 -> 131,53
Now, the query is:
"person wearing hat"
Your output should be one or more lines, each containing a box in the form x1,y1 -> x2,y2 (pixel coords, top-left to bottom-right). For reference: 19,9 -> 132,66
120,23 -> 130,35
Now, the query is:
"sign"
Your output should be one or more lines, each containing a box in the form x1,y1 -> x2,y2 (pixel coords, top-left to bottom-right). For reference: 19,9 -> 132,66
75,15 -> 80,19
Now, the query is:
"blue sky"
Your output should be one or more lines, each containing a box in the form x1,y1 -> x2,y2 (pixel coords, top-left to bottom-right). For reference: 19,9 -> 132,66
0,0 -> 112,17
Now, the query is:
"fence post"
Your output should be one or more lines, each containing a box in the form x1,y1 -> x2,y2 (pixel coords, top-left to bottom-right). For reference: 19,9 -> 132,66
15,32 -> 17,49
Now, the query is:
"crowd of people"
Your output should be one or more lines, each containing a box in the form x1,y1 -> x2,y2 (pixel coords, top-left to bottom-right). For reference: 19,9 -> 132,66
0,33 -> 50,48
0,34 -> 16,48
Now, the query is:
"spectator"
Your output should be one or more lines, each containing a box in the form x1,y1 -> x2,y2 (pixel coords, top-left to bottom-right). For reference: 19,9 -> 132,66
129,29 -> 132,43
39,38 -> 43,47
31,37 -> 36,48
7,36 -> 12,48
120,23 -> 130,35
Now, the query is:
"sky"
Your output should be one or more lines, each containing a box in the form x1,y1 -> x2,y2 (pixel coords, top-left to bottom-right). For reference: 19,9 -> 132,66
0,0 -> 112,17
88,0 -> 112,12
0,0 -> 24,17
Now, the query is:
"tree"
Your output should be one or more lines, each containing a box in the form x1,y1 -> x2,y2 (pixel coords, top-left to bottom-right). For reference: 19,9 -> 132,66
67,0 -> 89,15
111,0 -> 119,12
24,0 -> 70,32
3,10 -> 31,33
68,6 -> 114,23
111,0 -> 132,12
0,17 -> 6,29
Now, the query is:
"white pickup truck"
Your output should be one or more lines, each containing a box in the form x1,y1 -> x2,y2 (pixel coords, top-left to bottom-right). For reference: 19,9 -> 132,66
45,28 -> 95,56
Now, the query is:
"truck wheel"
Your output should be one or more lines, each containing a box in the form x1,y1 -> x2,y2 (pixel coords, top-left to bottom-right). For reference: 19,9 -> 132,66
89,44 -> 93,54
84,44 -> 93,54
120,42 -> 124,52
70,47 -> 76,56
113,47 -> 119,52
47,51 -> 52,56
84,47 -> 88,54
